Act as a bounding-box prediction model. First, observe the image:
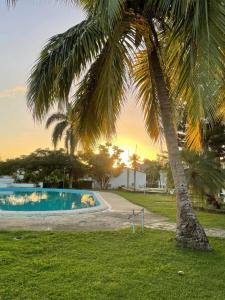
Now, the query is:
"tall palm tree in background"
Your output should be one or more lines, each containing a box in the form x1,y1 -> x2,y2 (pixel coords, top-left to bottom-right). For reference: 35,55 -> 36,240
7,0 -> 224,250
129,153 -> 140,191
46,103 -> 77,187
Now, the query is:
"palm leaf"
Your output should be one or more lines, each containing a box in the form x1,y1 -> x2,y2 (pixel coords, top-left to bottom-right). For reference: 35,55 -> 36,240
182,150 -> 225,195
133,49 -> 162,142
72,18 -> 134,147
27,18 -> 105,120
45,113 -> 66,129
93,0 -> 125,31
52,121 -> 68,149
164,0 -> 225,149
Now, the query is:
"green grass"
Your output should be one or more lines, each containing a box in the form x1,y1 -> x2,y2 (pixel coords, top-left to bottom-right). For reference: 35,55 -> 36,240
1,230 -> 225,300
115,191 -> 225,229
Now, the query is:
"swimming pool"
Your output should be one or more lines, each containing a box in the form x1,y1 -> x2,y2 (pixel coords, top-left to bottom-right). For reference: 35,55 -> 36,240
0,188 -> 100,212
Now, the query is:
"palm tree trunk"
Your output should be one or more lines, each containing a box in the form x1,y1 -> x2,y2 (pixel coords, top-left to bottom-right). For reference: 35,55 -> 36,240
148,48 -> 211,250
68,174 -> 73,189
69,153 -> 74,189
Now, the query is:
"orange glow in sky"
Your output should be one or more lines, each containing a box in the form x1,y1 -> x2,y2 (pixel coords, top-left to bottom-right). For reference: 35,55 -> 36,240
112,136 -> 159,164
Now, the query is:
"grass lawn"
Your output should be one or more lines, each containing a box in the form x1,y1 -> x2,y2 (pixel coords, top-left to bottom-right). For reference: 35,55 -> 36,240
115,191 -> 225,229
1,230 -> 225,300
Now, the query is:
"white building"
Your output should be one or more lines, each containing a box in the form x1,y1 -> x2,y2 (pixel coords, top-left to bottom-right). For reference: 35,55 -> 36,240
0,176 -> 14,188
0,176 -> 42,188
108,168 -> 146,190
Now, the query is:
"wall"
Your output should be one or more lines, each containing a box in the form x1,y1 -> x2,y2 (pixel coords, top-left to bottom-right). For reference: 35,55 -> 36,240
109,168 -> 146,189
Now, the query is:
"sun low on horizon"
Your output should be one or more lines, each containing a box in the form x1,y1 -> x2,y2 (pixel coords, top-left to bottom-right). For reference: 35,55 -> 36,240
0,1 -> 163,162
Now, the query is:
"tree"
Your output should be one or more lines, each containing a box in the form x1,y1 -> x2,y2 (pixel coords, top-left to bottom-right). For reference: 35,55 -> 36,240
143,159 -> 162,188
0,149 -> 86,188
0,157 -> 22,177
176,109 -> 225,208
129,153 -> 140,191
177,108 -> 225,162
8,1 -> 224,250
46,103 -> 78,187
162,150 -> 225,207
46,103 -> 77,156
81,144 -> 124,189
181,150 -> 225,209
202,121 -> 225,162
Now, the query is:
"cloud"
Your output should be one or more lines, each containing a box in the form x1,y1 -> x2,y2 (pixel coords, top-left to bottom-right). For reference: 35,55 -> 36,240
0,85 -> 27,99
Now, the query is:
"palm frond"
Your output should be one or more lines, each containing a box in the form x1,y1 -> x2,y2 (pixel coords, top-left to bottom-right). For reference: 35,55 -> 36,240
92,0 -> 125,32
133,49 -> 162,142
185,120 -> 202,150
217,86 -> 225,121
72,18 -> 134,147
52,120 -> 68,149
26,0 -> 126,121
45,113 -> 66,129
164,0 -> 225,149
182,150 -> 225,195
27,18 -> 105,120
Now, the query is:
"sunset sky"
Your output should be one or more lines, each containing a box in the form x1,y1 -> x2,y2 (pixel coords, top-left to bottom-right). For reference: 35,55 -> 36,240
0,0 -> 163,162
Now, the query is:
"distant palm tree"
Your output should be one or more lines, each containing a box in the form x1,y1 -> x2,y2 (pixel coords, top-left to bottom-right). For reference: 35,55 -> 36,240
7,0 -> 224,250
182,150 -> 225,201
46,104 -> 77,156
129,154 -> 140,191
46,104 -> 77,188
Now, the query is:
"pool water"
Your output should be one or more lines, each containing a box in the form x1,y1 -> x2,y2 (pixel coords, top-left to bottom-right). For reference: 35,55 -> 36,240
0,188 -> 99,211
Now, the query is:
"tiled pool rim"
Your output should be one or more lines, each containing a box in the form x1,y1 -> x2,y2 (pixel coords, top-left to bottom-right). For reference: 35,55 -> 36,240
0,188 -> 110,216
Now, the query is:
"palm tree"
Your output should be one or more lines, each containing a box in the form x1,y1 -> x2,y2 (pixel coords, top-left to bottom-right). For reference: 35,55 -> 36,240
129,153 -> 140,191
203,121 -> 225,161
46,103 -> 77,188
8,1 -> 224,250
182,150 -> 225,206
46,105 -> 77,156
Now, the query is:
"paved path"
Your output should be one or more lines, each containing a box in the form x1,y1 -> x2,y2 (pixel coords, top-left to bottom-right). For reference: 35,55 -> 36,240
146,222 -> 225,238
0,192 -> 225,238
101,193 -> 225,238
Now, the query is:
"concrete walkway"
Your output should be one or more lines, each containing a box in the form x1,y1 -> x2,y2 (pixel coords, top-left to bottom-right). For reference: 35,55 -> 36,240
146,222 -> 225,238
0,192 -> 225,238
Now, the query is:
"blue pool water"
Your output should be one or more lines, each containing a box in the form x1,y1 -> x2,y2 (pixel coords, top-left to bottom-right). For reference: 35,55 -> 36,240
0,188 -> 99,212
